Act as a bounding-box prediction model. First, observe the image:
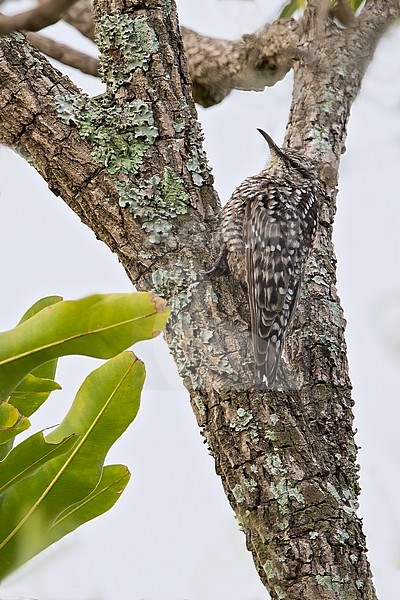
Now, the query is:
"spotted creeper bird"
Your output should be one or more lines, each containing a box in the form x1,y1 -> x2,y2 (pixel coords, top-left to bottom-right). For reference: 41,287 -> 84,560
216,129 -> 320,386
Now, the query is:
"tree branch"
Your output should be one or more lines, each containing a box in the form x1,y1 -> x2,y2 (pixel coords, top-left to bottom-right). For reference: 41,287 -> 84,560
0,0 -> 76,34
55,0 -> 301,107
62,0 -> 94,39
2,0 -> 299,106
350,0 -> 400,51
180,20 -> 299,107
27,32 -> 99,76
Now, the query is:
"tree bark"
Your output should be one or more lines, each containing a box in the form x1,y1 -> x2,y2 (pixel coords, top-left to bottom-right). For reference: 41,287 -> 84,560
0,0 -> 399,597
8,0 -> 299,106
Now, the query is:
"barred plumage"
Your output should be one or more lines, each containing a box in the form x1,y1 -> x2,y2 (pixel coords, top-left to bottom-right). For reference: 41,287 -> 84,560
219,129 -> 320,386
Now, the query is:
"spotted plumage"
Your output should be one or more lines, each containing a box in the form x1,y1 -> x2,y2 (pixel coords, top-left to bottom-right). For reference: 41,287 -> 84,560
219,129 -> 320,386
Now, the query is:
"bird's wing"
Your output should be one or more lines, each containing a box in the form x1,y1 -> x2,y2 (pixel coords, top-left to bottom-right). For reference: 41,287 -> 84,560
244,197 -> 301,385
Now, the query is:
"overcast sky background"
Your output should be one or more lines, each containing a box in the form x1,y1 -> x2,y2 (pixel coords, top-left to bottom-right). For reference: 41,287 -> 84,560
0,1 -> 400,599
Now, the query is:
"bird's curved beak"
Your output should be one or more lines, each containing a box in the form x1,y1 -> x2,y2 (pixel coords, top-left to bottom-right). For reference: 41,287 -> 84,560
257,129 -> 286,159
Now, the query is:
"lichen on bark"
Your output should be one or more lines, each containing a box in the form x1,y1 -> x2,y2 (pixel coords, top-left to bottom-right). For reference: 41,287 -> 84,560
55,92 -> 158,174
95,12 -> 159,85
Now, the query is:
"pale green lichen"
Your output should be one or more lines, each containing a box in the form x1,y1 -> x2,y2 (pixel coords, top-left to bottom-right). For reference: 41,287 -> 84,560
248,428 -> 260,444
55,93 -> 157,176
266,454 -> 283,475
217,356 -> 235,375
243,477 -> 257,493
96,13 -> 158,86
321,89 -> 343,115
266,453 -> 304,514
262,560 -> 276,580
229,408 -> 259,442
151,260 -> 200,381
262,564 -> 285,598
187,146 -> 204,186
186,121 -> 212,187
270,479 -> 304,509
229,408 -> 259,443
350,553 -> 358,564
326,482 -> 342,503
162,0 -> 172,18
335,528 -> 350,544
117,166 -> 189,243
232,484 -> 245,504
347,440 -> 358,460
342,487 -> 354,502
312,275 -> 329,287
308,126 -> 332,154
326,483 -> 358,515
230,408 -> 253,431
270,413 -> 280,425
173,120 -> 185,133
160,166 -> 190,213
200,330 -> 214,343
150,260 -> 214,389
274,586 -> 285,600
151,260 -> 198,313
316,575 -> 348,595
32,59 -> 44,74
193,395 -> 206,417
343,504 -> 357,515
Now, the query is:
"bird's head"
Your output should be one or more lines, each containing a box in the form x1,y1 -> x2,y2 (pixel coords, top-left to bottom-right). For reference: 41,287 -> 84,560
257,128 -> 317,181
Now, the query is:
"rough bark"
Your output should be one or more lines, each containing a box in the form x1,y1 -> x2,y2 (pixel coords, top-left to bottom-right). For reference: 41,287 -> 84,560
0,0 -> 399,597
8,0 -> 300,106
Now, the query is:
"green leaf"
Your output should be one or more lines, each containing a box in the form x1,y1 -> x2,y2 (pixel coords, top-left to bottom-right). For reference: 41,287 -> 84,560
0,292 -> 169,400
17,296 -> 63,325
0,431 -> 77,494
279,0 -> 304,19
0,442 -> 12,462
9,374 -> 61,418
17,296 -> 62,383
0,402 -> 30,445
49,464 -> 130,543
347,0 -> 364,10
0,352 -> 143,578
0,298 -> 63,457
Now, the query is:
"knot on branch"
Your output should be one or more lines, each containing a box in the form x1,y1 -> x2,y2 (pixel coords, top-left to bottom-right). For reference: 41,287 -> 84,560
238,18 -> 299,93
181,19 -> 299,108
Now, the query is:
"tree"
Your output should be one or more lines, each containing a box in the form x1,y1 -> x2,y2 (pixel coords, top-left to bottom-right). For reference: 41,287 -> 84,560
0,0 -> 399,597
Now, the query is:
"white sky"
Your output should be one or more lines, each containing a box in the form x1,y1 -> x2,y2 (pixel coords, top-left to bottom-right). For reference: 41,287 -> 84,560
0,1 -> 400,599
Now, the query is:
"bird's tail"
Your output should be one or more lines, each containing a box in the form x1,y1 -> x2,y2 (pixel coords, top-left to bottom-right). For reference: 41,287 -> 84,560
253,319 -> 285,386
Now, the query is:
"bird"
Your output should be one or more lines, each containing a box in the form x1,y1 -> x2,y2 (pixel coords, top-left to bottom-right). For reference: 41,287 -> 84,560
216,129 -> 320,386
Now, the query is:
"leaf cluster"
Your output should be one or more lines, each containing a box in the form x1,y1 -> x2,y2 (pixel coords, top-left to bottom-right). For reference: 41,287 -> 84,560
278,0 -> 364,19
0,292 -> 169,579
